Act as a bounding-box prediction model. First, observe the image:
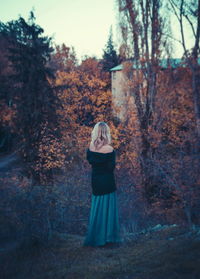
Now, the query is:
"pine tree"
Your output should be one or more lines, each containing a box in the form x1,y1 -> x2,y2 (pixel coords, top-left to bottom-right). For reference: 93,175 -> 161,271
102,27 -> 119,72
0,11 -> 61,184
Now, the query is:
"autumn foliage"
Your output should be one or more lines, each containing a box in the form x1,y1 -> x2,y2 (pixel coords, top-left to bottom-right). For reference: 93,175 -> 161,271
0,10 -> 199,242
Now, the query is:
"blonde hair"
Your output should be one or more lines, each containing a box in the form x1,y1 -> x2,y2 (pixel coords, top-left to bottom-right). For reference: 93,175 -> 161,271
91,121 -> 112,150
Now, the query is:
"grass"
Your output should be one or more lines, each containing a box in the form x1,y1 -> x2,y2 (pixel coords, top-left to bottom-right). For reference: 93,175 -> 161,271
1,224 -> 200,279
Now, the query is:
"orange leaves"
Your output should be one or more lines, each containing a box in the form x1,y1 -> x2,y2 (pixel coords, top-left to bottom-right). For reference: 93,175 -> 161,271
35,134 -> 65,171
148,126 -> 162,148
55,57 -> 113,128
33,120 -> 66,174
87,78 -> 106,89
39,56 -> 114,174
0,102 -> 16,128
156,68 -> 195,146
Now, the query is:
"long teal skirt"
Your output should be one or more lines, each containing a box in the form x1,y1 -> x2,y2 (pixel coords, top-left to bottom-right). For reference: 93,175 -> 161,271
83,191 -> 122,247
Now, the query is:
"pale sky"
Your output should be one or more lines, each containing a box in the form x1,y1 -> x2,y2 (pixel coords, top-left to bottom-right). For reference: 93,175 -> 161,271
1,0 -> 194,62
1,0 -> 119,62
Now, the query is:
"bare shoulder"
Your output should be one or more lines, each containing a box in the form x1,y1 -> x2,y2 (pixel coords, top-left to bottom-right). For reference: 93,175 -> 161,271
98,144 -> 114,153
102,145 -> 114,153
89,143 -> 114,153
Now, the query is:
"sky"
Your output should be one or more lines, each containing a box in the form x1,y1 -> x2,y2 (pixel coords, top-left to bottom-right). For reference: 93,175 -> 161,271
1,0 -> 194,62
1,0 -> 119,62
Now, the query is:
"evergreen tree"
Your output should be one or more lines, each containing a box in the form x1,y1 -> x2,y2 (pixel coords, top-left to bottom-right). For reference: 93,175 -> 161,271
0,33 -> 15,152
102,27 -> 119,72
0,11 -> 61,184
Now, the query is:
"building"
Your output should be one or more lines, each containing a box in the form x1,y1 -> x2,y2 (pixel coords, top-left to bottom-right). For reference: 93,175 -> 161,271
110,58 -> 200,121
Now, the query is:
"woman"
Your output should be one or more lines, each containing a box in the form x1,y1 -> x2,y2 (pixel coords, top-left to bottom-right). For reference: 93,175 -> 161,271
83,121 -> 122,247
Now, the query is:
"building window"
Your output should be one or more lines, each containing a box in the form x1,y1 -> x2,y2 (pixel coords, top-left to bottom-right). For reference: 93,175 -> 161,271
112,72 -> 116,80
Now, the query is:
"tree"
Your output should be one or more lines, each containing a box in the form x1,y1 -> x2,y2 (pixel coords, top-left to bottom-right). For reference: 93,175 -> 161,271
0,11 -> 62,184
0,33 -> 17,152
117,0 -> 199,228
56,56 -> 113,127
48,43 -> 77,73
102,27 -> 119,72
118,0 -> 165,201
169,0 -> 200,140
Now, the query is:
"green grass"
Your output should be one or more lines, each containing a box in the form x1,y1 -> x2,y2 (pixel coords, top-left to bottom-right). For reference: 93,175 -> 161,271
2,225 -> 200,279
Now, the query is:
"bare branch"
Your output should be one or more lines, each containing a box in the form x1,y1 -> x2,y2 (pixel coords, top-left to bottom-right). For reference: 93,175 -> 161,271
184,13 -> 196,37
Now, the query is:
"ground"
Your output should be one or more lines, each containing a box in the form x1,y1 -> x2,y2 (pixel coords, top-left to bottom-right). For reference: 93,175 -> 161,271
1,224 -> 200,279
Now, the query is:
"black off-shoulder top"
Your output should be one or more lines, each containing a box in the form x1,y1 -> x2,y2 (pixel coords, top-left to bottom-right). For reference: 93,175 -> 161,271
86,148 -> 116,195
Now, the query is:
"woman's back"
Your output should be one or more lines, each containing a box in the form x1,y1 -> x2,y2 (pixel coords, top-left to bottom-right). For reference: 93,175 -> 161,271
87,144 -> 116,196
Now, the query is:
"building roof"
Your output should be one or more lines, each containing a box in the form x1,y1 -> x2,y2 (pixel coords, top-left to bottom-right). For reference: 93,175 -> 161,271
110,64 -> 123,71
110,58 -> 200,71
